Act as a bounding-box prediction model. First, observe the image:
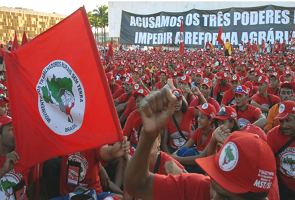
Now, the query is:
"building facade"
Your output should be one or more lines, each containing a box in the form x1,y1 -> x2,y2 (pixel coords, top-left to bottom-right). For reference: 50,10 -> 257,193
0,6 -> 65,44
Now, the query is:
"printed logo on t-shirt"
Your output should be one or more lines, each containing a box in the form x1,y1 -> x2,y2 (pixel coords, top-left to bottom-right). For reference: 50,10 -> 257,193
202,103 -> 209,110
36,60 -> 86,136
68,153 -> 89,182
219,142 -> 239,172
0,170 -> 25,200
170,131 -> 188,148
279,147 -> 295,178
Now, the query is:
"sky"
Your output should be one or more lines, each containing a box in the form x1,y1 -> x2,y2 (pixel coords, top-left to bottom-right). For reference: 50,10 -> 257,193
0,0 -> 108,15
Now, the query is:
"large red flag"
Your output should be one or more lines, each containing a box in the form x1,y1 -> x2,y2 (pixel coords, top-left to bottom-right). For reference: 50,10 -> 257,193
217,26 -> 224,46
12,31 -> 19,51
4,7 -> 122,171
21,31 -> 28,45
179,19 -> 184,55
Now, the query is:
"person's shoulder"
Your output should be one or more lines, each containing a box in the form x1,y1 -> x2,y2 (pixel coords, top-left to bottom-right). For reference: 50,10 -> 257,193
267,126 -> 281,140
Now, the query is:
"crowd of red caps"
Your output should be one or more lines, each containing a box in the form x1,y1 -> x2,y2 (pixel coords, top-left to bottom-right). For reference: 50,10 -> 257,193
105,46 -> 295,199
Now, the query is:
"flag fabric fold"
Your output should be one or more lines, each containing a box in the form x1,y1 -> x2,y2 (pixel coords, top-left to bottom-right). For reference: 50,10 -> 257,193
4,7 -> 122,171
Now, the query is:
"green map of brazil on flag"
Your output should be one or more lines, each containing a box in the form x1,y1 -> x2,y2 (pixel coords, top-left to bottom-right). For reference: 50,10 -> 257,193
4,7 -> 122,170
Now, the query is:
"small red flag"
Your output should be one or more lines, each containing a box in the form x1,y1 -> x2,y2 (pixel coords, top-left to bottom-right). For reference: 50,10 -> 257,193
179,19 -> 184,55
12,31 -> 19,51
217,27 -> 224,46
106,41 -> 114,60
21,31 -> 28,45
4,7 -> 122,171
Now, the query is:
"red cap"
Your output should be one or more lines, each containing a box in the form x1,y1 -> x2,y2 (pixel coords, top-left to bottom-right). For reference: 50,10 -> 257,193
231,74 -> 240,82
197,103 -> 217,118
280,81 -> 293,90
218,72 -> 229,80
124,76 -> 134,84
215,106 -> 237,120
240,124 -> 267,141
275,100 -> 295,120
179,75 -> 191,84
196,131 -> 276,194
133,87 -> 149,97
201,78 -> 212,88
235,85 -> 249,95
257,75 -> 269,84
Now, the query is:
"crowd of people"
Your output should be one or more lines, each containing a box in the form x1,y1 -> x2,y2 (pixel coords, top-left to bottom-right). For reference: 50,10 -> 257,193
0,39 -> 294,200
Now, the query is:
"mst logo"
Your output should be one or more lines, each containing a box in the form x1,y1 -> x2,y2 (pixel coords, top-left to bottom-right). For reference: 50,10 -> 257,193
36,60 -> 86,136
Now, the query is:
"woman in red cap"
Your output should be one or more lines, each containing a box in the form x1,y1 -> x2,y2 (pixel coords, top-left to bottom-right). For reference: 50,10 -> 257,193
161,89 -> 197,153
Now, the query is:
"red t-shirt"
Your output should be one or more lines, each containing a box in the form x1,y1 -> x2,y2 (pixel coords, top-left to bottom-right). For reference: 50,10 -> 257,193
123,110 -> 142,145
192,128 -> 213,151
153,173 -> 210,200
268,87 -> 280,96
267,126 -> 295,192
117,93 -> 130,104
110,83 -> 121,94
213,80 -> 232,98
252,93 -> 280,108
122,96 -> 136,118
232,105 -> 262,127
155,81 -> 164,90
166,107 -> 195,149
60,149 -> 103,195
113,88 -> 124,99
189,97 -> 220,113
156,152 -> 185,175
221,89 -> 236,106
203,73 -> 215,80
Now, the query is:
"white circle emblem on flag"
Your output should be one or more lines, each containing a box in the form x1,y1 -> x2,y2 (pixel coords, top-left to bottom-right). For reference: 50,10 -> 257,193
219,142 -> 239,171
36,60 -> 86,136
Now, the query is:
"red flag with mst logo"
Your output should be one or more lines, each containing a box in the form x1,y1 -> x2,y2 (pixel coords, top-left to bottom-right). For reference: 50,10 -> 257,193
4,7 -> 122,170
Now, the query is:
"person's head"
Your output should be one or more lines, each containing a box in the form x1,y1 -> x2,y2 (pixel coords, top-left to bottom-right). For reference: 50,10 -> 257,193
205,65 -> 211,74
0,122 -> 14,153
283,71 -> 293,82
196,132 -> 276,200
160,70 -> 167,82
234,85 -> 250,107
257,76 -> 269,94
195,72 -> 203,84
215,106 -> 239,131
172,89 -> 186,112
0,102 -> 8,116
276,101 -> 295,136
196,103 -> 216,129
247,69 -> 255,81
269,73 -> 279,89
134,88 -> 149,108
279,82 -> 294,101
200,78 -> 212,98
123,77 -> 134,93
231,75 -> 240,90
178,75 -> 190,91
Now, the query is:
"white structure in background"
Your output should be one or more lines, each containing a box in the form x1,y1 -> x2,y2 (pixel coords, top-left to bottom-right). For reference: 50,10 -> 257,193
108,1 -> 295,38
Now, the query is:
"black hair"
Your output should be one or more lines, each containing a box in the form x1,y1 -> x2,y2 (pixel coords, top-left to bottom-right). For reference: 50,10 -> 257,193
239,191 -> 268,200
0,122 -> 12,136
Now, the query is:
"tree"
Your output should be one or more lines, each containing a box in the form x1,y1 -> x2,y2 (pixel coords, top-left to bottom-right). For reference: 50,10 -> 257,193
92,5 -> 108,47
87,11 -> 99,42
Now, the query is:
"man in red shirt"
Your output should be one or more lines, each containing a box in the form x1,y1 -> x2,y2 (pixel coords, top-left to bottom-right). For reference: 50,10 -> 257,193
267,100 -> 295,199
125,88 -> 278,200
221,74 -> 240,106
234,85 -> 267,128
213,72 -> 232,103
268,72 -> 280,96
251,75 -> 280,116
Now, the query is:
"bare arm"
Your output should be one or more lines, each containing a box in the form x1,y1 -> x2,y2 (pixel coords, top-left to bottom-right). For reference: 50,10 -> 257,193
125,88 -> 177,199
253,114 -> 267,128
